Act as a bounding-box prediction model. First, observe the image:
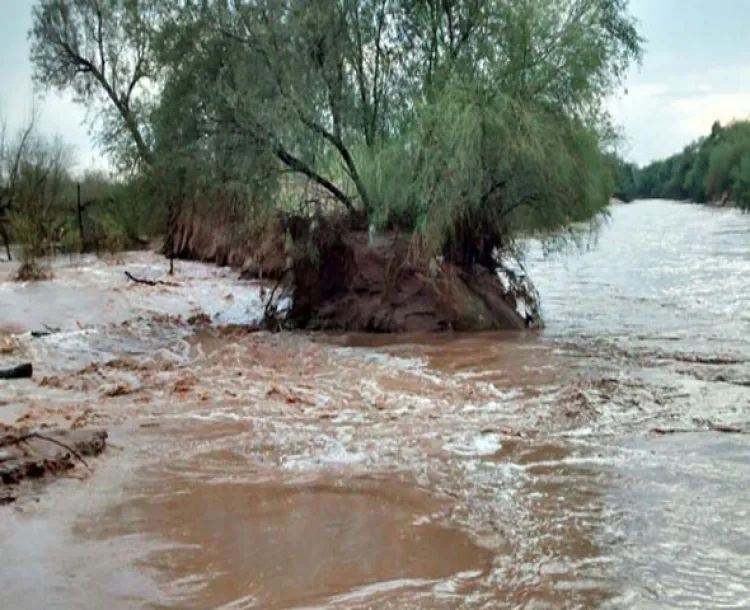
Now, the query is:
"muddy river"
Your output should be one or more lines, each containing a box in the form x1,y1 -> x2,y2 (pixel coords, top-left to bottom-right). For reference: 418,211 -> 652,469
1,199 -> 749,609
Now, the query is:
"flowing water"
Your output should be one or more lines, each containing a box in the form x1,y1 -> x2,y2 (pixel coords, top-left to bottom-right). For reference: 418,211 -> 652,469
1,200 -> 749,609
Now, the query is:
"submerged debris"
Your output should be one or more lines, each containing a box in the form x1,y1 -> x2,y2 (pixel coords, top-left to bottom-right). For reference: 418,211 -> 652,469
0,363 -> 33,379
15,261 -> 52,282
0,426 -> 107,504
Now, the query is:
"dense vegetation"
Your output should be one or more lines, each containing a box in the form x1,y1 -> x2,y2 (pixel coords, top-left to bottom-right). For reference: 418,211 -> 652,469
8,0 -> 642,307
24,1 -> 640,246
0,109 -> 163,275
613,120 -> 750,209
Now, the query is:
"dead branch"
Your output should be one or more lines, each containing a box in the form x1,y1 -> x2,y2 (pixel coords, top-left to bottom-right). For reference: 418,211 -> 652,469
2,432 -> 91,471
262,268 -> 292,331
124,270 -> 179,287
31,324 -> 61,338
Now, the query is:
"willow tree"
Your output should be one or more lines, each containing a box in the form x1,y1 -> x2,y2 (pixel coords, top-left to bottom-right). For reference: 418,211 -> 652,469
29,0 -> 162,170
30,0 -> 642,279
149,0 -> 640,247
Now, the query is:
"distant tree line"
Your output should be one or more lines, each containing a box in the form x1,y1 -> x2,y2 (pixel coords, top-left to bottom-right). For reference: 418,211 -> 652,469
610,119 -> 750,209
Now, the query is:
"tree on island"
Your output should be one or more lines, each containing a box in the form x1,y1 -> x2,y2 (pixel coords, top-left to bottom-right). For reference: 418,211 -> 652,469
29,0 -> 643,330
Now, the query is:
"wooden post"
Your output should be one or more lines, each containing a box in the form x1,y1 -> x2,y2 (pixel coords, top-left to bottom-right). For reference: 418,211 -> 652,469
76,182 -> 84,253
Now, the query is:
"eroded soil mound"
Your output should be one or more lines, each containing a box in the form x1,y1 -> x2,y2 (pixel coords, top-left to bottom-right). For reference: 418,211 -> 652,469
165,212 -> 532,332
0,426 -> 107,504
284,226 -> 528,332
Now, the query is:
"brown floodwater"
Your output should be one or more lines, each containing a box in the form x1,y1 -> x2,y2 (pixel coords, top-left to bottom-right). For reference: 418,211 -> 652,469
1,200 -> 750,609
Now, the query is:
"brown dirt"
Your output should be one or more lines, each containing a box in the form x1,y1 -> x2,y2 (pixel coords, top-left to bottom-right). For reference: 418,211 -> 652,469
165,206 -> 287,280
286,228 -> 526,332
0,426 -> 107,504
166,212 -> 527,332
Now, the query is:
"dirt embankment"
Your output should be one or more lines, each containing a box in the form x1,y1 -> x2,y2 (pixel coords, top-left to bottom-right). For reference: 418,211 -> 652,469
166,212 -> 528,332
163,207 -> 287,280
284,224 -> 526,332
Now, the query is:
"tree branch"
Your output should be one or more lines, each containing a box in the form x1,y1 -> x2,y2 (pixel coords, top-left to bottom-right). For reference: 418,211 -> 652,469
93,0 -> 106,76
274,145 -> 354,213
297,115 -> 370,211
370,0 -> 388,144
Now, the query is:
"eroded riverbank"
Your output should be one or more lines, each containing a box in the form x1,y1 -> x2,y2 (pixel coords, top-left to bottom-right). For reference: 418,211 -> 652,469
1,200 -> 749,608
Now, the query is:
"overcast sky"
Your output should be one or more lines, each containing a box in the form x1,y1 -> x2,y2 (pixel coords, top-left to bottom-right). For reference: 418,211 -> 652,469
2,0 -> 749,169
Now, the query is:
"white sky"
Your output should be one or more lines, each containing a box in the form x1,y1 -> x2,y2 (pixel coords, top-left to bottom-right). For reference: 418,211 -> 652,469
2,0 -> 750,168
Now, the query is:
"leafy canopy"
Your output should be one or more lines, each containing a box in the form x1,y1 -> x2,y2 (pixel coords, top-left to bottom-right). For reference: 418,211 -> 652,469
30,0 -> 643,262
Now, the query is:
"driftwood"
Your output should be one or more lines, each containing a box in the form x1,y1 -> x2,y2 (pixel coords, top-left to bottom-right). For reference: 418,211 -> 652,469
0,428 -> 107,503
0,363 -> 32,379
30,324 -> 59,339
124,270 -> 179,287
1,432 -> 91,471
652,421 -> 746,435
125,270 -> 158,286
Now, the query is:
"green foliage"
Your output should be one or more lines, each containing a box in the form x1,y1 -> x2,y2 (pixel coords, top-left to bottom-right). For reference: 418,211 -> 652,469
1,118 -> 71,273
30,0 -> 160,170
606,153 -> 638,202
59,219 -> 83,254
29,0 -> 643,268
631,119 -> 750,209
358,82 -> 614,258
731,151 -> 750,203
94,210 -> 127,256
0,109 -> 160,262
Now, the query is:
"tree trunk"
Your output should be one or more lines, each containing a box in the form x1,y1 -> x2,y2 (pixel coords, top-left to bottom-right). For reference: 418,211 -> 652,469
0,220 -> 11,261
76,183 -> 85,252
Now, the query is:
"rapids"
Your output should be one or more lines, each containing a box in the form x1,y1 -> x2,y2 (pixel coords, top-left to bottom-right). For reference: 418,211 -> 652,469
1,199 -> 749,609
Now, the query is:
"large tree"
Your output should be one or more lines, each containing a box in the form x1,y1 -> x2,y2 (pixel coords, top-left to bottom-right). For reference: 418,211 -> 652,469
30,0 -> 643,263
30,0 -> 162,169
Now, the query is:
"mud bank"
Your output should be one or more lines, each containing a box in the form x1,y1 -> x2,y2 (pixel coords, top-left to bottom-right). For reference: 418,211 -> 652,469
166,213 -> 531,332
165,207 -> 287,279
0,426 -> 107,504
286,229 -> 528,332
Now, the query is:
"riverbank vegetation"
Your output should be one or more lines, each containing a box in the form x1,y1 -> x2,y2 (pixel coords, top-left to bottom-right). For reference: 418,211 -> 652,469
613,119 -> 750,209
0,109 -> 164,274
18,0 -> 641,327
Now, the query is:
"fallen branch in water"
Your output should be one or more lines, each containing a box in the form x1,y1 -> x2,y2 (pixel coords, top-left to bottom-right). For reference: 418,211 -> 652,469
652,421 -> 746,435
0,363 -> 32,379
31,325 -> 59,338
1,432 -> 91,471
262,268 -> 293,332
124,271 -> 179,287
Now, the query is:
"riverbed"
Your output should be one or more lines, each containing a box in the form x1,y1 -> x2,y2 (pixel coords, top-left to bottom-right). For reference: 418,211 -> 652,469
1,200 -> 748,609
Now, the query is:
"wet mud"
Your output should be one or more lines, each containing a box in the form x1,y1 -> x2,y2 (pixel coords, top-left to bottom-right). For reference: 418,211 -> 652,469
167,213 -> 531,332
285,229 -> 528,332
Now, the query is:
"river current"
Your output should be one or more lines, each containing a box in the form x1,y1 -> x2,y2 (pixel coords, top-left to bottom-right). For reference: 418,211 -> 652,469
0,199 -> 748,609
